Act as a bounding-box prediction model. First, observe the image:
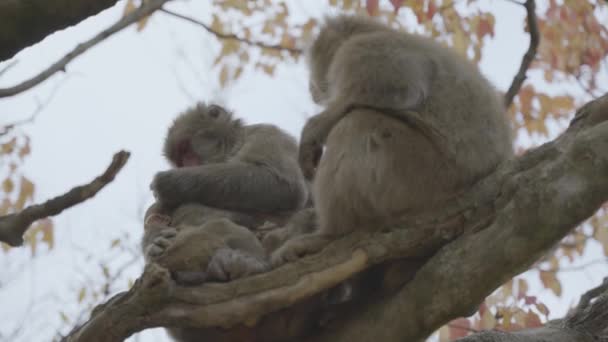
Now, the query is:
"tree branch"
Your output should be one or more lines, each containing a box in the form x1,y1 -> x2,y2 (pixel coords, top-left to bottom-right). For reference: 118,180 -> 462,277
0,150 -> 130,247
64,94 -> 608,341
159,8 -> 303,55
0,0 -> 122,62
455,278 -> 608,342
504,0 -> 540,107
0,0 -> 172,99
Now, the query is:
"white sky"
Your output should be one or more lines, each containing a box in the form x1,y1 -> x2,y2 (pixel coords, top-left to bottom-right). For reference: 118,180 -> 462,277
0,1 -> 605,341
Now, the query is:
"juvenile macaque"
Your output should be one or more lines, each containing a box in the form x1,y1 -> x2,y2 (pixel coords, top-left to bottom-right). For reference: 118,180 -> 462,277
272,15 -> 513,264
143,203 -> 269,284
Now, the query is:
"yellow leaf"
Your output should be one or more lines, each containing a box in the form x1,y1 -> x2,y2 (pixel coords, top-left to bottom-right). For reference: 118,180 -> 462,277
15,176 -> 34,210
594,225 -> 608,256
24,226 -> 38,256
59,311 -> 70,323
39,219 -> 54,250
452,29 -> 468,57
111,238 -> 121,248
539,271 -> 562,297
2,178 -> 14,193
219,65 -> 229,88
518,278 -> 529,297
1,137 -> 16,155
136,15 -> 150,31
78,287 -> 87,303
122,0 -> 136,17
480,308 -> 497,329
18,138 -> 30,159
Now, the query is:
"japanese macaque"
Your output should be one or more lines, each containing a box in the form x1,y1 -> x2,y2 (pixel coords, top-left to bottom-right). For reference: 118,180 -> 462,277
141,103 -> 309,341
150,103 -> 308,214
143,203 -> 269,284
143,102 -> 308,279
272,15 -> 513,265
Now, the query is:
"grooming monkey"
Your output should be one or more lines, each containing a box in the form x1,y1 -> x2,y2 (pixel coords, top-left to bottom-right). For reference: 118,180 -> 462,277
143,103 -> 309,282
141,103 -> 310,341
150,103 -> 308,213
272,15 -> 513,264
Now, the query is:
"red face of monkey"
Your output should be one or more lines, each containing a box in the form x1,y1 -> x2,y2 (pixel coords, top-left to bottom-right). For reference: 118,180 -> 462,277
174,140 -> 201,167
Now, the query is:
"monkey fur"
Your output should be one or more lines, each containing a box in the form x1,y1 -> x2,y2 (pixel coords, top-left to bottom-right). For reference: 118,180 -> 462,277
151,103 -> 308,214
272,15 -> 513,265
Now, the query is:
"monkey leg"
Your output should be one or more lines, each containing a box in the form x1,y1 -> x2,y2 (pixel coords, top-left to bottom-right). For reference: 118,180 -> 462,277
205,248 -> 270,282
270,233 -> 331,267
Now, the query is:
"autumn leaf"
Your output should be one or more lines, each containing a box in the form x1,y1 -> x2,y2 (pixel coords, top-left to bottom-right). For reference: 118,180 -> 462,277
448,318 -> 471,339
539,270 -> 562,297
593,225 -> 608,256
366,0 -> 379,16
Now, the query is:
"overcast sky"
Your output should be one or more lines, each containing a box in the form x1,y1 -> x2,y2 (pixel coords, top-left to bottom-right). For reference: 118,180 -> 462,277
0,1 -> 605,341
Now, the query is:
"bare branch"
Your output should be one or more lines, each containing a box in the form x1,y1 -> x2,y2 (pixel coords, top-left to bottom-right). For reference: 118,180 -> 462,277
504,0 -> 540,107
0,0 -> 172,98
0,150 -> 130,247
159,8 -> 303,55
65,94 -> 608,342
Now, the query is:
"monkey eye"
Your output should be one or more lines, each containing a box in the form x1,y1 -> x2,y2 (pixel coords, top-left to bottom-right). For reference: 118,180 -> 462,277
207,104 -> 224,118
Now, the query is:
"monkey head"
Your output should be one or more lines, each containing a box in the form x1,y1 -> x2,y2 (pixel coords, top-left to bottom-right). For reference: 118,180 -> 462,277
163,102 -> 243,168
306,15 -> 389,105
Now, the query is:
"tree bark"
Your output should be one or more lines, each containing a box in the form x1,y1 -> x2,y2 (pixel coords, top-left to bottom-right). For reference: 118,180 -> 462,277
0,0 -> 120,62
65,94 -> 608,342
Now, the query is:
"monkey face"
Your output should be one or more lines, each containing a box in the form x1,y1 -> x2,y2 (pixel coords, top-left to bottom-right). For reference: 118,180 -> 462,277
164,102 -> 242,168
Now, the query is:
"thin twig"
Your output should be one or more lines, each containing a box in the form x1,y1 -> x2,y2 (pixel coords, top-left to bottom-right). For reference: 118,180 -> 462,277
0,150 -> 130,247
504,0 -> 540,107
0,0 -> 172,99
159,8 -> 302,55
1,76 -> 71,136
0,60 -> 18,78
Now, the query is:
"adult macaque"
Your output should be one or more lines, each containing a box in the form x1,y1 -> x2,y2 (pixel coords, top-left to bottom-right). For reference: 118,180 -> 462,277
150,103 -> 308,214
272,15 -> 513,265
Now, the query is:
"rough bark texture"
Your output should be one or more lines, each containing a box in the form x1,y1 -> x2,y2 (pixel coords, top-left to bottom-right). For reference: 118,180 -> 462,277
64,94 -> 608,342
0,0 -> 121,62
457,279 -> 608,341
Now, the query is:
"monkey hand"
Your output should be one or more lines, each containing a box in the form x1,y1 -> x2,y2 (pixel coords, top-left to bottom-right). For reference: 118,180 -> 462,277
270,234 -> 330,267
206,248 -> 270,282
144,227 -> 178,262
150,170 -> 185,209
299,116 -> 326,180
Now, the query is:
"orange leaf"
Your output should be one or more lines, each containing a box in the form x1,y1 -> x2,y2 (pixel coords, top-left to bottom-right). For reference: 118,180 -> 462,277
366,0 -> 379,16
449,318 -> 471,339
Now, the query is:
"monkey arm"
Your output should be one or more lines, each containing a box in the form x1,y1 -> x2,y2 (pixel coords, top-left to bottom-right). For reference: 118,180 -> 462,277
152,162 -> 305,213
299,101 -> 351,179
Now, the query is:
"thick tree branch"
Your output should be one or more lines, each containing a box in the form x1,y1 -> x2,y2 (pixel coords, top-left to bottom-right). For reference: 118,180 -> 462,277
0,0 -> 121,62
504,0 -> 540,107
0,0 -> 172,98
0,150 -> 130,247
66,94 -> 608,342
159,8 -> 303,55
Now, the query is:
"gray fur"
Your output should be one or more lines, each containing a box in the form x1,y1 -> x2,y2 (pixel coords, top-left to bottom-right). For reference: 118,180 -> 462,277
151,102 -> 308,213
272,15 -> 513,265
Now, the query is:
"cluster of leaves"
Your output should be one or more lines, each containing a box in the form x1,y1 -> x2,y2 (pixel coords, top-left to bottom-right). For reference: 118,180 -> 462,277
0,130 -> 53,256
